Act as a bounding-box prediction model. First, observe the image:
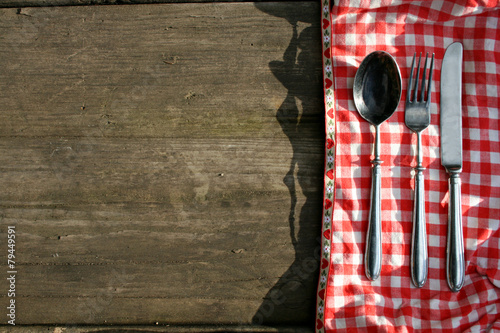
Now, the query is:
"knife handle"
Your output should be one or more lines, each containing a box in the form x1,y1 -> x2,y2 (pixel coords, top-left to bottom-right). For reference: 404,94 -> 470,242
447,172 -> 465,292
365,159 -> 382,281
411,167 -> 428,288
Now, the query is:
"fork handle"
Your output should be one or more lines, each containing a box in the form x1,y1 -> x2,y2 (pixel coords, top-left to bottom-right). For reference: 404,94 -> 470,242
411,167 -> 428,288
447,172 -> 465,292
365,159 -> 382,281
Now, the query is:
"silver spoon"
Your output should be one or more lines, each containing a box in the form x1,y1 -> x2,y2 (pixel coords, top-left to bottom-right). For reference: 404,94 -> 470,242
353,51 -> 402,281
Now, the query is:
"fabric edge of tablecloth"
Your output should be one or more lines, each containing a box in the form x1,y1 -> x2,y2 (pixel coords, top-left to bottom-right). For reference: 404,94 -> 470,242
315,0 -> 335,331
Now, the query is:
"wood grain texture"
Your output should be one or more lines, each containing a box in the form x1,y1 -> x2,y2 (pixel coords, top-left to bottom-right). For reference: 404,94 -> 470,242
0,325 -> 314,332
0,1 -> 323,327
0,0 -> 316,9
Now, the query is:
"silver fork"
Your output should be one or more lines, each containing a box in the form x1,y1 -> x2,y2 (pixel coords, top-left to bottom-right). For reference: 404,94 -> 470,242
405,52 -> 434,288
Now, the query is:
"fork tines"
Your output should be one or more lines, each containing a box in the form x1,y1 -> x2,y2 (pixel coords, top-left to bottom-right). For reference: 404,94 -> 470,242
407,52 -> 435,104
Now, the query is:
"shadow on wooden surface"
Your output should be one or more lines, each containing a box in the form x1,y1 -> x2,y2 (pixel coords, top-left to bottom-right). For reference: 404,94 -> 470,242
251,3 -> 323,327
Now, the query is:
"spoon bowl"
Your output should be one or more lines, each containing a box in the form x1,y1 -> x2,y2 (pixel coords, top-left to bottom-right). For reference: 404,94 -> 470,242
354,51 -> 402,125
353,51 -> 401,281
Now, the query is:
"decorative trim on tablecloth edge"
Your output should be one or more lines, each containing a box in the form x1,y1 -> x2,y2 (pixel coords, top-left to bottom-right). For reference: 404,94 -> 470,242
315,0 -> 334,331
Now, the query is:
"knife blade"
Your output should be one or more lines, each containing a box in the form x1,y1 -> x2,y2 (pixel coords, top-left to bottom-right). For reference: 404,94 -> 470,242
440,41 -> 465,292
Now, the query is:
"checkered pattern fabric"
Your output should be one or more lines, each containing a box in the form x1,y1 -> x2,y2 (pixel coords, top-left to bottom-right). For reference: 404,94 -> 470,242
316,0 -> 500,332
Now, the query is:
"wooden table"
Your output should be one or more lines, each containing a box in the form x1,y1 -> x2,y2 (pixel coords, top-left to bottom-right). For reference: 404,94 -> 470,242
0,1 -> 323,330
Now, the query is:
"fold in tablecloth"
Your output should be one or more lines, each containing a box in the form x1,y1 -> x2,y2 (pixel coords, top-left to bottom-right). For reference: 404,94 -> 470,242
316,1 -> 500,332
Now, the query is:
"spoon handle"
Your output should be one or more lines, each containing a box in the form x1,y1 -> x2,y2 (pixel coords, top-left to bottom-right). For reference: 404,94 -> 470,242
365,158 -> 382,281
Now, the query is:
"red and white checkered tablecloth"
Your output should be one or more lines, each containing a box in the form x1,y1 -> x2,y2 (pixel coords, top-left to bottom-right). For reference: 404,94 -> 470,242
315,0 -> 500,332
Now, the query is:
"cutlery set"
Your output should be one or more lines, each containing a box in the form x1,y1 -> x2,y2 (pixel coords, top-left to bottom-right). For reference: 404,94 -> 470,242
353,42 -> 465,291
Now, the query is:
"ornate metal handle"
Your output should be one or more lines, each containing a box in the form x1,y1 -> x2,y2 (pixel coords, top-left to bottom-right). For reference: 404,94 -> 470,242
447,172 -> 465,292
366,125 -> 382,281
411,131 -> 428,288
411,167 -> 428,288
365,158 -> 382,281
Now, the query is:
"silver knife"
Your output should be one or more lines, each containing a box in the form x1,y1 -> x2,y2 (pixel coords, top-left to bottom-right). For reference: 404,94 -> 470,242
440,42 -> 465,292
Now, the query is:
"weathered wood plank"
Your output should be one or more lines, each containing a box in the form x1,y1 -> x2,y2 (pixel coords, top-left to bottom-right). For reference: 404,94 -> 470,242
0,325 -> 314,332
1,0 -> 317,9
0,1 -> 323,327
